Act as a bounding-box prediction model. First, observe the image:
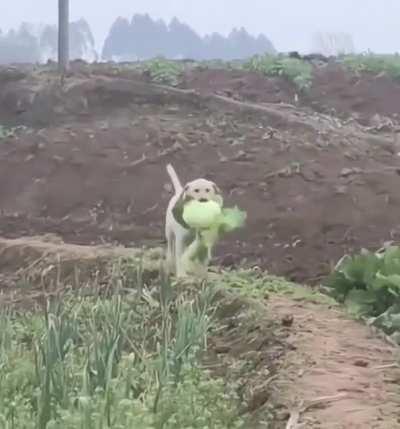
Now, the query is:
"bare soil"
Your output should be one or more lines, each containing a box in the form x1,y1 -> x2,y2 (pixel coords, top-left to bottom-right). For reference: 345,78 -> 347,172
271,295 -> 400,428
1,63 -> 400,283
181,64 -> 400,126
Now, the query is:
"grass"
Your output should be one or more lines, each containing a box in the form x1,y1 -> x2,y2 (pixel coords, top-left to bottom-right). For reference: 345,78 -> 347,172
0,124 -> 33,142
217,267 -> 336,305
0,262 -> 245,429
343,53 -> 400,80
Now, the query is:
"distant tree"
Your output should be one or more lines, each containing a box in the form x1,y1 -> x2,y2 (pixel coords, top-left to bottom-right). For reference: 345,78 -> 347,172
152,19 -> 170,57
70,19 -> 97,61
255,34 -> 276,55
39,25 -> 58,61
0,19 -> 97,64
226,27 -> 256,59
0,23 -> 40,64
102,14 -> 275,61
39,19 -> 97,62
130,14 -> 157,59
203,32 -> 228,60
311,32 -> 355,56
167,17 -> 204,59
102,17 -> 132,60
202,28 -> 275,61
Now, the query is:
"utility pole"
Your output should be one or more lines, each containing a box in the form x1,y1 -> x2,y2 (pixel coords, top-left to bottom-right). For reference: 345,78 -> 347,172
58,0 -> 69,73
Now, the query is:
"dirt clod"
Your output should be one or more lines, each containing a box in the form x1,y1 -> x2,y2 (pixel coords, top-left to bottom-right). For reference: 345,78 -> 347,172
281,314 -> 294,327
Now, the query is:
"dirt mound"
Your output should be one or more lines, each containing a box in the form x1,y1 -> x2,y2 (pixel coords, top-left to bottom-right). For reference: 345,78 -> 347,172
181,68 -> 296,104
306,64 -> 400,125
1,67 -> 400,282
182,64 -> 400,126
0,235 -> 162,306
0,70 -> 201,128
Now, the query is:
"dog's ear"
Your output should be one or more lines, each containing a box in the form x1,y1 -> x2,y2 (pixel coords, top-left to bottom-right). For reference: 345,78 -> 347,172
172,186 -> 191,229
212,184 -> 223,206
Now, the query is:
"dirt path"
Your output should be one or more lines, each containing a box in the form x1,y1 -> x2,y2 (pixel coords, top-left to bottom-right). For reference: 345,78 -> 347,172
270,295 -> 400,428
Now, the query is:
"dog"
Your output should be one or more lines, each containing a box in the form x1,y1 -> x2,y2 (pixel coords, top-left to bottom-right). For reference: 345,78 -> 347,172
165,164 -> 223,278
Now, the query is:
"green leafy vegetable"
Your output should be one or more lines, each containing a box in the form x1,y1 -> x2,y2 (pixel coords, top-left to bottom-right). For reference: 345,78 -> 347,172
325,245 -> 400,343
187,206 -> 246,264
218,207 -> 247,233
183,200 -> 222,229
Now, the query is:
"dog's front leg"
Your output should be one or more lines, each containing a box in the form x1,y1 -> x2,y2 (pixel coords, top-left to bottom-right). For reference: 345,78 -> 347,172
194,241 -> 211,280
175,234 -> 187,277
180,233 -> 209,279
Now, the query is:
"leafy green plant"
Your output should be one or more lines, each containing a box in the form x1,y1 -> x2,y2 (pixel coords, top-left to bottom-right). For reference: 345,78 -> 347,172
343,54 -> 400,80
325,246 -> 400,340
244,55 -> 313,91
143,58 -> 184,86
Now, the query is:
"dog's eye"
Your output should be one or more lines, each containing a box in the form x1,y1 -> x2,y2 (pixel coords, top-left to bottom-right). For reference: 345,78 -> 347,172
194,189 -> 200,193
205,188 -> 210,193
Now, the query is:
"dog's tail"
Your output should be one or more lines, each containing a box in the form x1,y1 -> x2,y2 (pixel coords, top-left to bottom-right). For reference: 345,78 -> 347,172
166,163 -> 183,193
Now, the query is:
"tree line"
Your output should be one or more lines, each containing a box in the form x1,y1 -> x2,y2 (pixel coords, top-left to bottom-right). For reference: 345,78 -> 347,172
0,14 -> 276,64
102,14 -> 275,61
0,19 -> 96,64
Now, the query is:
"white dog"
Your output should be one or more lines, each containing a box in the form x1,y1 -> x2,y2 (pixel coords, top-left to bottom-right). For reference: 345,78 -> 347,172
165,164 -> 223,278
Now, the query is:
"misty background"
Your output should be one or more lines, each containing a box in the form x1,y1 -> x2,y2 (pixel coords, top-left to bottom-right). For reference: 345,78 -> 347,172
0,0 -> 398,64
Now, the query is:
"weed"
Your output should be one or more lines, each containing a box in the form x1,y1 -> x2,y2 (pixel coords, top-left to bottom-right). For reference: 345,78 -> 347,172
343,54 -> 400,80
143,57 -> 184,86
244,55 -> 313,91
210,268 -> 337,316
0,124 -> 32,140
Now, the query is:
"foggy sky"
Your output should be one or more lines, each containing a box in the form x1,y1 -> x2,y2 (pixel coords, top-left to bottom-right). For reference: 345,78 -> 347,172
1,0 -> 399,54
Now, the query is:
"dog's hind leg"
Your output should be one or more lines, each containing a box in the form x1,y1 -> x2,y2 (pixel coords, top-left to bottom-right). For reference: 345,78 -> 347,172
165,219 -> 175,274
165,235 -> 175,274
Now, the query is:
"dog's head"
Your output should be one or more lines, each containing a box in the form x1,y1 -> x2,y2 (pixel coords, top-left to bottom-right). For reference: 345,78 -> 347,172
172,178 -> 223,228
182,178 -> 223,206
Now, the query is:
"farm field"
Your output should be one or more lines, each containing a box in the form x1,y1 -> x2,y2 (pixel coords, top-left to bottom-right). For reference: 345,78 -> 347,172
1,55 -> 400,427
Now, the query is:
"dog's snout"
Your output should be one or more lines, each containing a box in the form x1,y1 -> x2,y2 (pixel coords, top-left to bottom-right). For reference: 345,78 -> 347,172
199,198 -> 208,203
